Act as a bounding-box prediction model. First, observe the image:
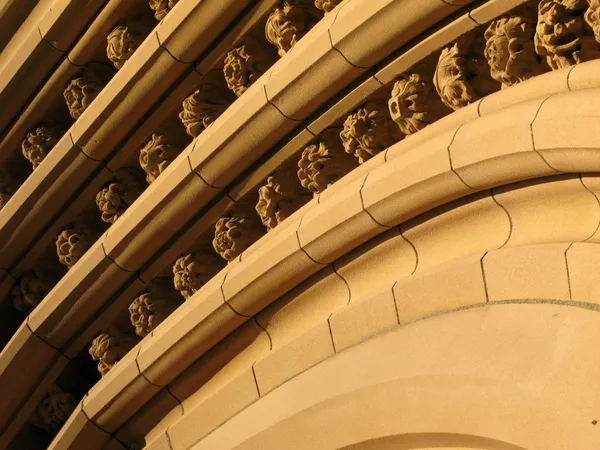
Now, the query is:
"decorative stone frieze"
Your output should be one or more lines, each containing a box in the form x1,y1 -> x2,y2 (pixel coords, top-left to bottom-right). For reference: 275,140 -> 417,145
179,72 -> 235,138
340,101 -> 403,164
31,386 -> 77,434
265,1 -> 322,57
64,65 -> 113,120
89,329 -> 137,375
485,5 -> 548,88
173,250 -> 222,299
256,166 -> 312,230
298,129 -> 358,194
434,31 -> 501,110
223,38 -> 276,97
535,0 -> 600,70
314,0 -> 342,13
149,0 -> 179,21
0,167 -> 18,211
56,219 -> 99,269
139,133 -> 183,184
21,124 -> 65,170
107,16 -> 155,70
389,72 -> 450,136
96,168 -> 146,224
129,278 -> 181,337
11,269 -> 57,313
213,198 -> 265,261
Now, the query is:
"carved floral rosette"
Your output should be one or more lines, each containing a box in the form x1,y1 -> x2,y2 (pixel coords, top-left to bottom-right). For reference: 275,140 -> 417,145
535,0 -> 600,70
0,167 -> 18,211
56,218 -> 99,269
21,124 -> 65,170
340,100 -> 403,164
298,128 -> 358,194
11,269 -> 57,314
256,166 -> 312,230
96,168 -> 146,223
129,278 -> 181,337
484,4 -> 548,88
314,0 -> 342,13
434,30 -> 501,110
265,0 -> 323,56
107,16 -> 155,70
31,386 -> 77,434
173,250 -> 222,299
64,65 -> 113,120
389,72 -> 450,136
179,72 -> 235,138
213,198 -> 265,261
149,0 -> 179,21
223,38 -> 276,97
139,133 -> 183,183
89,329 -> 137,375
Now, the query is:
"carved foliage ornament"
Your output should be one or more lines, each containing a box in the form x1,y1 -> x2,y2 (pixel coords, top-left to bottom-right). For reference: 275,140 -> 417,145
56,219 -> 98,269
64,65 -> 113,120
32,386 -> 77,434
107,16 -> 155,70
485,5 -> 548,87
22,124 -> 65,170
129,278 -> 181,337
139,133 -> 182,183
256,166 -> 311,230
213,198 -> 265,261
223,38 -> 275,97
149,0 -> 179,21
340,101 -> 403,164
535,0 -> 600,70
11,269 -> 56,314
179,72 -> 235,138
389,72 -> 449,136
0,167 -> 18,211
173,251 -> 222,299
89,329 -> 137,375
96,168 -> 145,223
586,0 -> 600,42
434,31 -> 501,110
265,0 -> 322,57
314,0 -> 343,13
298,128 -> 358,194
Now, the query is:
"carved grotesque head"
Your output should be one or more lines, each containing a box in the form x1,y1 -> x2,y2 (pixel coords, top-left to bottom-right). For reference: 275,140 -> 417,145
256,167 -> 311,230
265,1 -> 321,56
340,101 -> 403,164
64,66 -> 113,120
33,387 -> 77,434
96,168 -> 145,224
11,270 -> 55,313
21,124 -> 65,170
179,72 -> 234,138
56,219 -> 98,269
173,251 -> 222,299
138,134 -> 182,184
149,0 -> 179,21
298,129 -> 357,194
89,331 -> 137,375
129,278 -> 181,337
223,39 -> 275,97
314,0 -> 342,13
107,16 -> 154,70
535,0 -> 599,70
213,199 -> 265,261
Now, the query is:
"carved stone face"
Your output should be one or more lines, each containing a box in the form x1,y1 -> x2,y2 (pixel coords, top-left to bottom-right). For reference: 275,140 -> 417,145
64,67 -> 112,120
89,332 -> 137,375
129,278 -> 181,337
95,168 -> 145,223
106,17 -> 154,70
138,134 -> 182,184
173,252 -> 221,299
223,39 -> 274,97
265,1 -> 320,56
149,0 -> 179,21
213,201 -> 265,261
21,124 -> 64,169
34,389 -> 77,433
11,270 -> 54,313
314,0 -> 342,13
56,227 -> 91,269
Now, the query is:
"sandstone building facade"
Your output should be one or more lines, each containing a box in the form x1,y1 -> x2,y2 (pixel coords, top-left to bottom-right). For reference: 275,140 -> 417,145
1,0 -> 600,448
